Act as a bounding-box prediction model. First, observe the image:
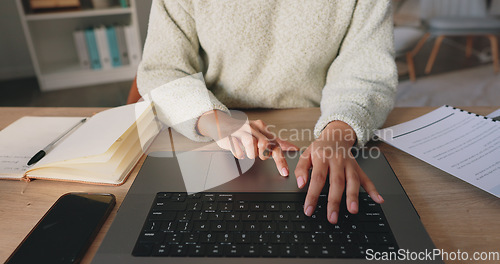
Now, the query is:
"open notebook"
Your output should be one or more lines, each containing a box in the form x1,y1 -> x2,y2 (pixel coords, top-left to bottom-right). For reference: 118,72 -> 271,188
0,102 -> 160,185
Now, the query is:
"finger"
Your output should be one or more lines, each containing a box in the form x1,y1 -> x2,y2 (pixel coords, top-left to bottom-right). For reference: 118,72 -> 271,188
271,145 -> 289,177
294,148 -> 311,189
276,138 -> 299,151
250,120 -> 276,140
345,162 -> 360,214
229,136 -> 245,159
327,161 -> 345,224
239,132 -> 258,159
249,127 -> 272,160
304,157 -> 328,217
326,164 -> 345,224
358,167 -> 384,204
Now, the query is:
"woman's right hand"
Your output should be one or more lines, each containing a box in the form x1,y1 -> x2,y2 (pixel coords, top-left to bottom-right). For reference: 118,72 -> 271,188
197,110 -> 298,176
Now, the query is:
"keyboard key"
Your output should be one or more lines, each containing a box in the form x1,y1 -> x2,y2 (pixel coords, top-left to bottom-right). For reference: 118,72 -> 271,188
365,222 -> 389,232
152,244 -> 169,256
202,194 -> 216,202
250,203 -> 264,211
144,221 -> 160,231
218,202 -> 233,211
242,244 -> 260,257
182,233 -> 199,244
269,233 -> 288,243
217,233 -> 233,244
252,233 -> 269,243
297,244 -> 317,257
199,232 -> 216,243
165,233 -> 183,244
280,245 -> 297,257
188,244 -> 205,256
217,194 -> 233,202
262,245 -> 279,257
207,244 -> 223,256
235,202 -> 248,211
266,203 -> 280,211
244,222 -> 260,232
258,213 -> 273,221
191,211 -> 208,220
170,244 -> 187,256
150,210 -> 175,221
225,244 -> 243,256
225,212 -> 240,221
242,213 -> 257,221
175,212 -> 192,221
262,222 -> 276,232
140,231 -> 165,243
193,221 -> 209,231
211,222 -> 226,231
278,222 -> 292,232
208,212 -> 224,220
281,202 -> 296,211
234,233 -> 251,243
275,213 -> 288,221
318,245 -> 335,258
227,222 -> 243,232
294,222 -> 311,232
160,221 -> 177,232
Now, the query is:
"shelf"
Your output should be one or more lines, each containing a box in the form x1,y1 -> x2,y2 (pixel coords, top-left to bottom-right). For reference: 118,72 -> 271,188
25,7 -> 132,21
40,62 -> 137,91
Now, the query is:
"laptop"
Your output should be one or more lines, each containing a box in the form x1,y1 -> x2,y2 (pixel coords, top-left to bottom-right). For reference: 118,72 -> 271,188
92,148 -> 443,263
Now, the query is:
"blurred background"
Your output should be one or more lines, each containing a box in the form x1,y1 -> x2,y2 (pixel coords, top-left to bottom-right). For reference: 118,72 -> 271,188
0,0 -> 499,108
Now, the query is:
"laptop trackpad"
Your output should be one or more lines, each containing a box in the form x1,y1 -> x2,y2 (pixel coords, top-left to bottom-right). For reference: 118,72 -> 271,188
207,152 -> 303,192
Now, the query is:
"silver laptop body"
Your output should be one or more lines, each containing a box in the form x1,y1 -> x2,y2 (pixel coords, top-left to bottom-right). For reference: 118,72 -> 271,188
92,149 -> 442,263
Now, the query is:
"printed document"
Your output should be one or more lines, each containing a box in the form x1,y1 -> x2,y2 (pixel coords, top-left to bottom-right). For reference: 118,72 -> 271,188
374,105 -> 500,198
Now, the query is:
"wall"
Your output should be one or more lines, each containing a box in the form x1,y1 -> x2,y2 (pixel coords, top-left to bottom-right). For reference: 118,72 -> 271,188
0,1 -> 34,80
0,0 -> 153,81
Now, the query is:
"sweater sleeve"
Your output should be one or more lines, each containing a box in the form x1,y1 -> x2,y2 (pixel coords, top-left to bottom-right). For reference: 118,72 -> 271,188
137,0 -> 228,142
314,0 -> 398,147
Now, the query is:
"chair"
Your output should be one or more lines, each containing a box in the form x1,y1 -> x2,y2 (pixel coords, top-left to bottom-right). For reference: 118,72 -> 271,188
127,76 -> 141,104
405,0 -> 500,81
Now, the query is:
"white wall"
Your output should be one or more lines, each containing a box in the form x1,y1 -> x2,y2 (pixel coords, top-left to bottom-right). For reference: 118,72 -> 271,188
0,1 -> 35,80
0,0 -> 153,81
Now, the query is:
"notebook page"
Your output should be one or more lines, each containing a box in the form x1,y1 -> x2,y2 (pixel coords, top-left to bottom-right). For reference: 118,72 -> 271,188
36,101 -> 151,167
0,116 -> 84,176
374,105 -> 500,198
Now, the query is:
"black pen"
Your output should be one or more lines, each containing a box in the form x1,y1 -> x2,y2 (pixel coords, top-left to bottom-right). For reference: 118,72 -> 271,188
27,118 -> 87,166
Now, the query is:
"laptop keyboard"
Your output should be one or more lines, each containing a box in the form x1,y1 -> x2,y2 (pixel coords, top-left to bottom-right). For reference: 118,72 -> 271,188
132,192 -> 398,258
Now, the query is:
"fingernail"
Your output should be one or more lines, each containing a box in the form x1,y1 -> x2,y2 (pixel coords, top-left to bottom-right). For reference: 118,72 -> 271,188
329,211 -> 338,223
350,201 -> 358,212
297,177 -> 305,188
378,194 -> 385,203
305,206 -> 314,216
281,167 -> 288,177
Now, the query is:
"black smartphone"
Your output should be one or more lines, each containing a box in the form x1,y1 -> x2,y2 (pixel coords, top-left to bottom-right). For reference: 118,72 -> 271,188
6,193 -> 116,264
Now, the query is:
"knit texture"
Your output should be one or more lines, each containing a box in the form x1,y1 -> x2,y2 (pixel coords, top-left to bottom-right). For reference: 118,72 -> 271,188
138,0 -> 397,146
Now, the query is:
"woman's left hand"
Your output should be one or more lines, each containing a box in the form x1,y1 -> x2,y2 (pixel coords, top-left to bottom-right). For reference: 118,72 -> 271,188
294,121 -> 384,224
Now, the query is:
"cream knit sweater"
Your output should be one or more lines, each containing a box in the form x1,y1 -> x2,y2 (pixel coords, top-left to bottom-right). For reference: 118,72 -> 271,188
138,0 -> 397,146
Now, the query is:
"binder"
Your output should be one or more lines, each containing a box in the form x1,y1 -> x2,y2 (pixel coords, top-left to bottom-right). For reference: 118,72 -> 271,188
115,25 -> 130,65
124,24 -> 141,66
94,25 -> 112,70
73,29 -> 91,69
84,28 -> 101,70
106,26 -> 122,67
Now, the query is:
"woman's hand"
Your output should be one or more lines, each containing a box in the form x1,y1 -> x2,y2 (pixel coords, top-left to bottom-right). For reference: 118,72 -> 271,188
294,121 -> 384,224
197,110 -> 299,176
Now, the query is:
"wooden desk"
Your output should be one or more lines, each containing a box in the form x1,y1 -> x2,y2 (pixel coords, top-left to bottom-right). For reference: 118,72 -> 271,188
1,107 -> 499,263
